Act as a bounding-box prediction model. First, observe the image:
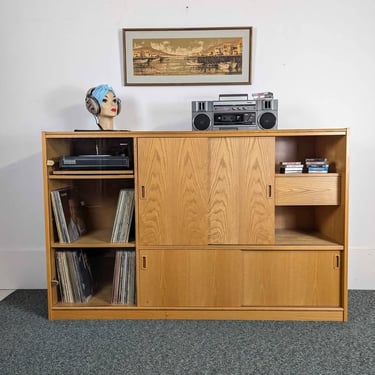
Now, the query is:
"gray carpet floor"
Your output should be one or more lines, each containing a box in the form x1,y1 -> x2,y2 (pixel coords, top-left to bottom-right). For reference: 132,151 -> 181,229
0,290 -> 374,375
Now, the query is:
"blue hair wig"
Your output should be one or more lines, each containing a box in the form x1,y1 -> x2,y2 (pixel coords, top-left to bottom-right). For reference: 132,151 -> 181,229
91,84 -> 116,104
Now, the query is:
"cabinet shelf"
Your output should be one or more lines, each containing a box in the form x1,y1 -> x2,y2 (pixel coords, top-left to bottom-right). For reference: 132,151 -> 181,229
275,229 -> 343,249
275,173 -> 339,177
53,283 -> 136,307
49,171 -> 134,180
139,228 -> 343,250
51,229 -> 135,248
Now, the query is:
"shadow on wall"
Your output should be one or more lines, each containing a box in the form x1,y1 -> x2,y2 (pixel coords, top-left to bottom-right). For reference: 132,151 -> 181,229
0,152 -> 45,248
43,86 -> 95,131
118,95 -> 141,131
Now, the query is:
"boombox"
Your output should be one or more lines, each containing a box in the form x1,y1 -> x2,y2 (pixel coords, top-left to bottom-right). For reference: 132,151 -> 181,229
192,93 -> 278,131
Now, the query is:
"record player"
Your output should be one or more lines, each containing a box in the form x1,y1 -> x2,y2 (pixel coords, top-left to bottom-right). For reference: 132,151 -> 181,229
59,138 -> 132,170
59,154 -> 130,170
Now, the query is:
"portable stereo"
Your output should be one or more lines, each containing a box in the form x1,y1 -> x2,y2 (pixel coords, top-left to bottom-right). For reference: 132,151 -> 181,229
192,93 -> 278,131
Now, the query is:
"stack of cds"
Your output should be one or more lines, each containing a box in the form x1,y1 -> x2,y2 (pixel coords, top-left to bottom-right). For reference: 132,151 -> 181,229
305,158 -> 329,173
279,161 -> 304,174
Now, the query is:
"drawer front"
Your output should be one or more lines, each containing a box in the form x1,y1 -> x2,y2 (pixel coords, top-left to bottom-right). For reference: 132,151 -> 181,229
275,175 -> 340,206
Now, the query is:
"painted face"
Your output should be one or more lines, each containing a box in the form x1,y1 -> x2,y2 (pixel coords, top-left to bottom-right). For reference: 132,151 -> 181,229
100,91 -> 118,118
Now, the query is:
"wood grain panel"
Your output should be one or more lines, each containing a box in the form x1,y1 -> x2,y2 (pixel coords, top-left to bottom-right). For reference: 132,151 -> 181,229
137,138 -> 209,245
243,250 -> 341,306
209,137 -> 275,244
275,175 -> 340,206
139,249 -> 242,307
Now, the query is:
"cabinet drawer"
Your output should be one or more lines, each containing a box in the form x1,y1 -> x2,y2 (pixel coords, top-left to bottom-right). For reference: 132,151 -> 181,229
275,175 -> 340,205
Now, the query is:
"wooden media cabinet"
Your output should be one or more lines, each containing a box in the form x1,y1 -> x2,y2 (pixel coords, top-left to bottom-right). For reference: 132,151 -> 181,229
42,129 -> 349,321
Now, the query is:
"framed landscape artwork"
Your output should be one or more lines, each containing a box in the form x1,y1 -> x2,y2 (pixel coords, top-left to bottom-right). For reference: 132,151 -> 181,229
122,27 -> 252,86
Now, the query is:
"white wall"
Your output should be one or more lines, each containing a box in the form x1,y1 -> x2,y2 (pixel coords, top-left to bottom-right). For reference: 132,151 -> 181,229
0,0 -> 374,289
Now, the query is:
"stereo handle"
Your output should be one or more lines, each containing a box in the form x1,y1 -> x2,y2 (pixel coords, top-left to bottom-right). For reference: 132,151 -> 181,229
219,93 -> 248,101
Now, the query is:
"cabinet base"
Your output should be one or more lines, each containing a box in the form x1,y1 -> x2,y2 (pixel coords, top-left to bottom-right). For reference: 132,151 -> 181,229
49,307 -> 346,321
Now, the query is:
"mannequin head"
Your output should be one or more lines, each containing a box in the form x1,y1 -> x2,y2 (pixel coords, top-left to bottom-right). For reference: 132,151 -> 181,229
85,84 -> 121,130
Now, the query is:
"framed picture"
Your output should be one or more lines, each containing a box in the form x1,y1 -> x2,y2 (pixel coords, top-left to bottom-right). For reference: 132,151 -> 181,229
122,27 -> 252,86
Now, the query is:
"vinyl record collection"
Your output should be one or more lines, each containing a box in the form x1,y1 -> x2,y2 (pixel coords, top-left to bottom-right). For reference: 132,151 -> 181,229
111,188 -> 135,243
55,249 -> 94,303
51,187 -> 135,244
53,187 -> 136,305
50,187 -> 86,243
111,249 -> 136,305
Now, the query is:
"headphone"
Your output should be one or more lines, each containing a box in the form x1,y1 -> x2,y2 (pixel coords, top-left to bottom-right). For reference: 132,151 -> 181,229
85,85 -> 122,116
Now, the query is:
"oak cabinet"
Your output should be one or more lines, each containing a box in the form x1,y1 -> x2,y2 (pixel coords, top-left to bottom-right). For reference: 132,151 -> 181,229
42,129 -> 349,321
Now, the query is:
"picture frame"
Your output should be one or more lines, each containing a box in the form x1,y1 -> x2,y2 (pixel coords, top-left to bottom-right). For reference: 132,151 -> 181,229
122,27 -> 252,86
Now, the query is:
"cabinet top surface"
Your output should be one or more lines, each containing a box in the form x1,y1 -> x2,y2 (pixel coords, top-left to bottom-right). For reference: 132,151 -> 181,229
42,128 -> 349,139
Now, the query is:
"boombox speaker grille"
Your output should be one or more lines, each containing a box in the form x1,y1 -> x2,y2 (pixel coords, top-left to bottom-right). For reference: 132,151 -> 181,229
193,113 -> 211,131
258,112 -> 277,130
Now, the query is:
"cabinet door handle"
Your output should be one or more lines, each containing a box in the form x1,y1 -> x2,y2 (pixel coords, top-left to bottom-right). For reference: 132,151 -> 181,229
267,184 -> 272,198
141,255 -> 147,269
334,254 -> 341,269
140,185 -> 146,199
